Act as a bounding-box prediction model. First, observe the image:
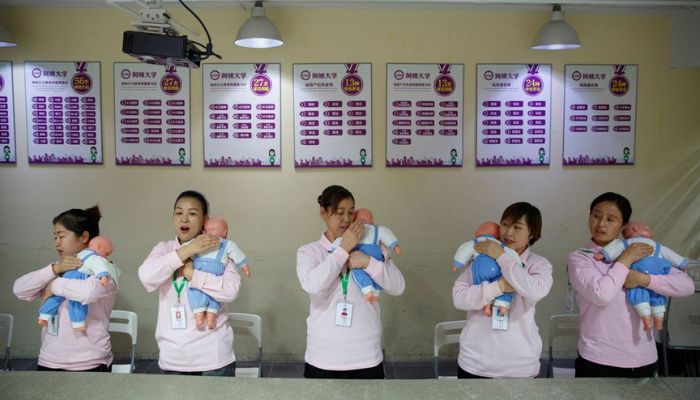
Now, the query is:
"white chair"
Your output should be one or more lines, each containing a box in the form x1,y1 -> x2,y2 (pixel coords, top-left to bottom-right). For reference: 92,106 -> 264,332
108,310 -> 138,374
547,314 -> 580,378
0,313 -> 13,371
433,320 -> 467,379
661,261 -> 700,376
228,313 -> 262,378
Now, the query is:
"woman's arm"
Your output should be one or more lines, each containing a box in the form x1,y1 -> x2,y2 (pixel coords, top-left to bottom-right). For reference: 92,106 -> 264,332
188,259 -> 241,303
498,252 -> 553,303
452,265 -> 503,311
13,265 -> 56,301
297,246 -> 348,295
647,266 -> 695,297
568,249 -> 628,306
138,242 -> 183,292
50,276 -> 118,304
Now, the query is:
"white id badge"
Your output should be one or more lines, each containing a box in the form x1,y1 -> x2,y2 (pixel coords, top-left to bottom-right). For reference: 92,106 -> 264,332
491,308 -> 508,331
47,315 -> 59,336
335,302 -> 353,327
170,305 -> 187,329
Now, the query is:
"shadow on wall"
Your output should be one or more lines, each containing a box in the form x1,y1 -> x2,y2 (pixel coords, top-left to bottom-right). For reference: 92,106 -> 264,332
640,147 -> 700,259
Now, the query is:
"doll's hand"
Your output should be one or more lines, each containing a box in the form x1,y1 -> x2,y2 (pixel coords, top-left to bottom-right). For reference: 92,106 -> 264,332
99,276 -> 109,286
474,240 -> 505,259
348,251 -> 371,269
52,256 -> 82,275
241,264 -> 251,277
593,252 -> 605,261
624,269 -> 650,289
498,277 -> 515,293
617,243 -> 653,268
393,245 -> 401,255
339,221 -> 364,253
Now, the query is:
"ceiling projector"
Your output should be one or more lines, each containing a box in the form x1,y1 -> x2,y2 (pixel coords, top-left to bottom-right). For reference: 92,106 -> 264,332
122,31 -> 202,68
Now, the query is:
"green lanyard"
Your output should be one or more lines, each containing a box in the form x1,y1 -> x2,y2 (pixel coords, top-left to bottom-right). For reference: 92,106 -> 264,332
172,272 -> 186,303
339,270 -> 350,300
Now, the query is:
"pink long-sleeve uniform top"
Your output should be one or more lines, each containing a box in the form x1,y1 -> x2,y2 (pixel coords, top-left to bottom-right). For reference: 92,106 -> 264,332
297,233 -> 406,371
452,248 -> 553,378
568,242 -> 695,368
138,238 -> 241,372
13,264 -> 117,370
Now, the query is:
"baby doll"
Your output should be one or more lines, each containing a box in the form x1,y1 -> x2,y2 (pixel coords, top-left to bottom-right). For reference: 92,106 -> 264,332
38,235 -> 115,331
594,222 -> 689,331
188,217 -> 249,329
453,222 -> 522,316
331,208 -> 401,302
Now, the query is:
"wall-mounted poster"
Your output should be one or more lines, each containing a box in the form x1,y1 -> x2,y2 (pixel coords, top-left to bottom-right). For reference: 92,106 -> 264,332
476,64 -> 551,167
0,61 -> 15,163
386,63 -> 464,167
563,64 -> 638,165
114,63 -> 190,165
293,63 -> 372,167
203,63 -> 281,167
25,61 -> 102,164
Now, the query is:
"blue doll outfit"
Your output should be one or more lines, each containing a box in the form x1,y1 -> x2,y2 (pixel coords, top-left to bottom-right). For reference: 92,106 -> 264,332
187,240 -> 227,313
626,241 -> 672,315
471,237 -> 513,308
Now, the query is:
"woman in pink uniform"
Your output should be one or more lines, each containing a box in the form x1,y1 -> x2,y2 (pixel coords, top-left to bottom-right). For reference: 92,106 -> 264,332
13,206 -> 117,372
452,202 -> 553,378
297,185 -> 405,379
138,190 -> 241,376
568,192 -> 694,377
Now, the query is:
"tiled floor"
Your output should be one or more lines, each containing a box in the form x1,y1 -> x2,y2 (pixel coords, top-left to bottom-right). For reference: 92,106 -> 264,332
5,358 -> 559,378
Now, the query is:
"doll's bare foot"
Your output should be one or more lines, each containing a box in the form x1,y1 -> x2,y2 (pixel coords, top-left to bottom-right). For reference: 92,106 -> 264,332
483,304 -> 493,317
38,319 -> 48,327
195,312 -> 206,329
498,306 -> 509,316
641,315 -> 652,332
653,316 -> 664,331
74,325 -> 87,333
365,293 -> 374,302
206,313 -> 217,330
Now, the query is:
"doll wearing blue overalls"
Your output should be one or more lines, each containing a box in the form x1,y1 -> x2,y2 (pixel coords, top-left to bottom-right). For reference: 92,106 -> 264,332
38,248 -> 112,331
332,208 -> 401,302
598,222 -> 689,332
453,221 -> 522,316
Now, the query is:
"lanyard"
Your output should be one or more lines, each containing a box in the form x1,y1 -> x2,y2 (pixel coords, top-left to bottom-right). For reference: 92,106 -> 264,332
172,272 -> 186,303
339,270 -> 350,300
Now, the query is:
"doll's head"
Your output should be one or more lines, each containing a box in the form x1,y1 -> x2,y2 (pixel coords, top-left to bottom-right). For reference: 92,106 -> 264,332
475,221 -> 500,239
622,221 -> 653,240
205,217 -> 228,239
354,208 -> 374,224
89,236 -> 113,257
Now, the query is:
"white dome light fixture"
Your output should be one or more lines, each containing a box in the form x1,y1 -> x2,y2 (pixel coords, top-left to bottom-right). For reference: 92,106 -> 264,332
532,4 -> 580,50
235,0 -> 283,49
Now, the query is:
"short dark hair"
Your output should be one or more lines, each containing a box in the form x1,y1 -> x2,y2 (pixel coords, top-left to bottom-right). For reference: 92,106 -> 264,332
317,185 -> 354,213
590,192 -> 632,224
53,205 -> 102,240
175,190 -> 209,215
501,202 -> 542,246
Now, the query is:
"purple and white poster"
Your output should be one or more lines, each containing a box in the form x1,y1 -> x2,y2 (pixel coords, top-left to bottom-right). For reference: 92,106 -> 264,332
25,61 -> 102,164
476,64 -> 551,167
203,64 -> 281,168
563,65 -> 638,165
0,61 -> 15,163
114,63 -> 190,166
293,63 -> 372,167
386,64 -> 464,167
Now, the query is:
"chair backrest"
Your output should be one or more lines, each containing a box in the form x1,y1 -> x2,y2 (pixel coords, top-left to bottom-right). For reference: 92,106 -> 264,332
433,320 -> 467,378
0,313 -> 13,371
228,313 -> 262,377
665,262 -> 700,348
108,310 -> 138,373
548,314 -> 580,378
